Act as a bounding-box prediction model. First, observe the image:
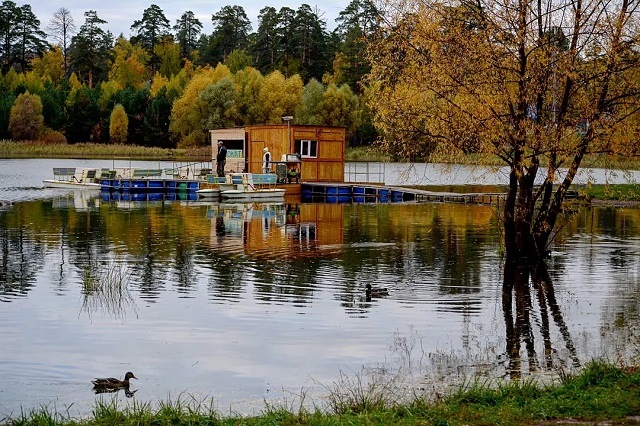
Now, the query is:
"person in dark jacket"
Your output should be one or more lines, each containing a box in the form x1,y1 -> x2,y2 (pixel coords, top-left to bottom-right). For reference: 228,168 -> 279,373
216,141 -> 227,177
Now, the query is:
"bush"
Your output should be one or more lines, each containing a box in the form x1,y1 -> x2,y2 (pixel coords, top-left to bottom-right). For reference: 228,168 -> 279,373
9,91 -> 45,140
40,129 -> 67,144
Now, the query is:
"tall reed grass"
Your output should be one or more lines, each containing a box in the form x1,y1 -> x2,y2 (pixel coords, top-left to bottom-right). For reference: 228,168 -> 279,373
0,141 -> 210,160
81,260 -> 137,320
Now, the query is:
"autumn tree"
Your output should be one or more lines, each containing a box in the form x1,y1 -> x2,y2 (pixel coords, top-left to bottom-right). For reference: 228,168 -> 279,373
256,70 -> 303,123
234,66 -> 265,124
30,45 -> 64,84
109,103 -> 128,144
224,48 -> 251,73
108,37 -> 148,88
154,38 -> 181,78
9,90 -> 44,140
169,64 -> 232,147
367,0 -> 640,263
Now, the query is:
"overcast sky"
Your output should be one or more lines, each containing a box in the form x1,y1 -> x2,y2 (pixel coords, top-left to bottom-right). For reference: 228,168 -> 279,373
31,0 -> 346,42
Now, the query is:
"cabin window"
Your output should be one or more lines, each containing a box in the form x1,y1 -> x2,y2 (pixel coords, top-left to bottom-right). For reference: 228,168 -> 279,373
295,140 -> 317,158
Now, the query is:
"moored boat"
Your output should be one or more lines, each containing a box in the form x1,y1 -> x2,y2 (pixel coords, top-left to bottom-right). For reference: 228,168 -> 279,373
215,173 -> 285,201
195,188 -> 221,199
43,167 -> 106,190
220,188 -> 286,201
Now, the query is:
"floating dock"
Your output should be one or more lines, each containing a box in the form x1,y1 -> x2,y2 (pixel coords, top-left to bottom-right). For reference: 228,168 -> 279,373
302,183 -> 507,204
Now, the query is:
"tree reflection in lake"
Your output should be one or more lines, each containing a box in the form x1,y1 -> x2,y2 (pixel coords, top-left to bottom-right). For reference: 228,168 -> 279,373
4,190 -> 640,417
502,261 -> 580,379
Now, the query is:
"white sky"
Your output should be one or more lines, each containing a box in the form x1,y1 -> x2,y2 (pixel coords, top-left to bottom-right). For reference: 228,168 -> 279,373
30,0 -> 345,41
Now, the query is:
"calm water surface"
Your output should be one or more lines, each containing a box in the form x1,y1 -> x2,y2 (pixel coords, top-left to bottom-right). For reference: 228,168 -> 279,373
1,159 -> 640,418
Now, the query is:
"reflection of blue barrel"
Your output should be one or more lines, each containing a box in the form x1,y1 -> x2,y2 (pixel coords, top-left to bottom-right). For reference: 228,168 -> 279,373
148,180 -> 163,190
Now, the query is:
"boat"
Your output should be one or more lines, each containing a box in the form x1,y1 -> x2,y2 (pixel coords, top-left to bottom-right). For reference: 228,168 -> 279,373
43,167 -> 106,190
195,188 -> 221,199
218,173 -> 285,201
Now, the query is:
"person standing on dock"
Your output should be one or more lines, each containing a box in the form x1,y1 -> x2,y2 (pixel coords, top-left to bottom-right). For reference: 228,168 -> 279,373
216,141 -> 227,177
262,147 -> 271,173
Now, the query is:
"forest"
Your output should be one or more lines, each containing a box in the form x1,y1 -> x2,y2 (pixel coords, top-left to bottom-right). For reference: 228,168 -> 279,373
0,0 -> 379,147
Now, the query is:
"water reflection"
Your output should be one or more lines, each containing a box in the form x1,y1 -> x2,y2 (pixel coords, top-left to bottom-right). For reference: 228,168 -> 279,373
93,386 -> 138,398
2,189 -> 640,417
502,262 -> 580,379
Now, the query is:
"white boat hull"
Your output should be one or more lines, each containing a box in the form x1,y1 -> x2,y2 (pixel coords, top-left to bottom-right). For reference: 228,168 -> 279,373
221,188 -> 285,201
43,180 -> 101,190
196,188 -> 221,198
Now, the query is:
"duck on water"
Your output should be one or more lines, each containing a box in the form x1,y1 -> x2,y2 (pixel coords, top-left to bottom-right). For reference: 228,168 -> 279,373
92,371 -> 137,392
366,284 -> 389,298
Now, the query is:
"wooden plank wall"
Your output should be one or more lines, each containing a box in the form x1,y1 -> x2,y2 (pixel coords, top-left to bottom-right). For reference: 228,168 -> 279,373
245,125 -> 345,182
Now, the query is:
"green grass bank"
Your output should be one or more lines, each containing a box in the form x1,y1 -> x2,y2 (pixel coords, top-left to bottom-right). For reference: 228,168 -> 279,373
4,362 -> 640,426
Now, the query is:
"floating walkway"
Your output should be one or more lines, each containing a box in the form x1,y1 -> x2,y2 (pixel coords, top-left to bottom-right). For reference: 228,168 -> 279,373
100,169 -> 200,192
302,183 -> 506,204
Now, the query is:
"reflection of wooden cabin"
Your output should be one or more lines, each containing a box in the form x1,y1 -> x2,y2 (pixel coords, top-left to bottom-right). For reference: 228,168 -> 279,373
210,125 -> 345,182
208,203 -> 344,258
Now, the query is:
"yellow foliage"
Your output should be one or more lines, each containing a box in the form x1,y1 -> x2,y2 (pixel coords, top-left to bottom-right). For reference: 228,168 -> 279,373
9,91 -> 44,141
150,72 -> 169,96
169,64 -> 233,146
257,71 -> 303,123
30,46 -> 64,84
99,80 -> 121,111
109,104 -> 129,144
108,37 -> 149,89
234,67 -> 264,124
23,72 -> 44,94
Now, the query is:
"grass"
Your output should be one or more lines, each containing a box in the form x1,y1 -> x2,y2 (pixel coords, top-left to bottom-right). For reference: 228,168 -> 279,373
0,140 -> 211,161
581,183 -> 640,201
4,361 -> 640,425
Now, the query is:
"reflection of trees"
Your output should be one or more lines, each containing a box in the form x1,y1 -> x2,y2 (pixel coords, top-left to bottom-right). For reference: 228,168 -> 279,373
253,258 -> 322,304
502,262 -> 579,378
338,204 -> 498,314
0,211 -> 43,301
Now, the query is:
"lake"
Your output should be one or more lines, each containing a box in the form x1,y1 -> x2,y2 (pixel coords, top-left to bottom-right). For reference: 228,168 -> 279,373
1,158 -> 640,418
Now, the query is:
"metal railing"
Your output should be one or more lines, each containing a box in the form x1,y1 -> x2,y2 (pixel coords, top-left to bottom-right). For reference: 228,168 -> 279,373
344,162 -> 386,184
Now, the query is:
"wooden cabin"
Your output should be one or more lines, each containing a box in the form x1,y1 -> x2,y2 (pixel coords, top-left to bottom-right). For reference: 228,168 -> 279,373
210,124 -> 345,183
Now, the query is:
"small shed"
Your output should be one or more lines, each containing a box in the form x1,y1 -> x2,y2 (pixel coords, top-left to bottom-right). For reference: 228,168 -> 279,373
210,124 -> 345,183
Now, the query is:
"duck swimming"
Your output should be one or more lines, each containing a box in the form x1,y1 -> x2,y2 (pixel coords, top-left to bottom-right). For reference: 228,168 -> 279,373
92,371 -> 137,389
366,284 -> 389,297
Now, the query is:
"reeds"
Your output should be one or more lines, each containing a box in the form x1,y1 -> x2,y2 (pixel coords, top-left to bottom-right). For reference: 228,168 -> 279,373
80,260 -> 137,320
0,141 -> 209,160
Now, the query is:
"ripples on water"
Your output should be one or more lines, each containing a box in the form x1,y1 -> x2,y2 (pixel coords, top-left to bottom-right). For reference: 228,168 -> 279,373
1,159 -> 640,418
